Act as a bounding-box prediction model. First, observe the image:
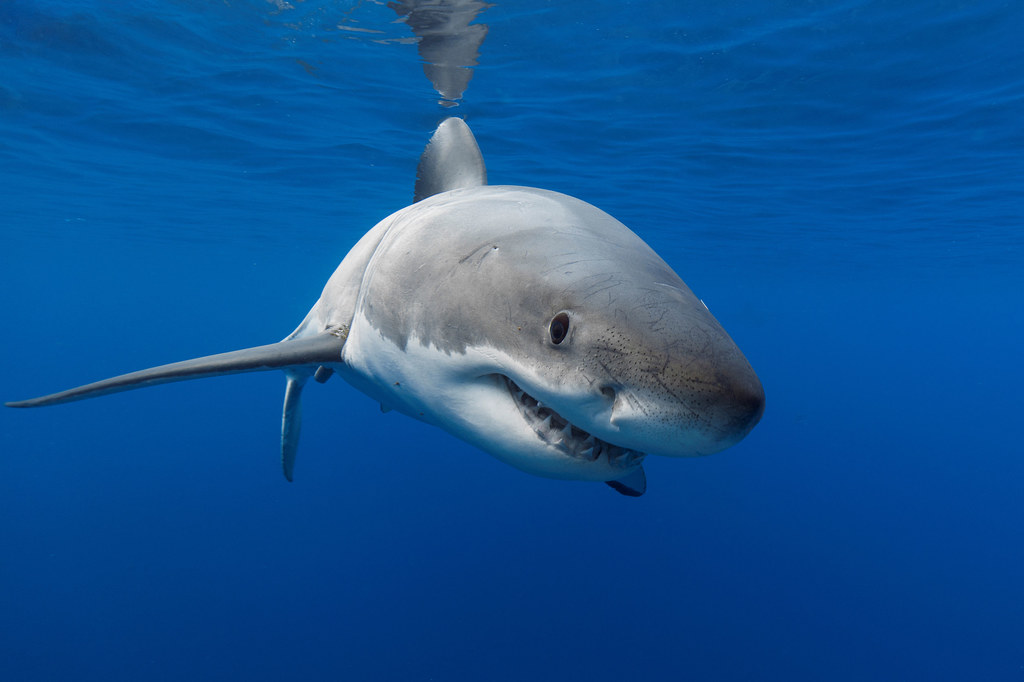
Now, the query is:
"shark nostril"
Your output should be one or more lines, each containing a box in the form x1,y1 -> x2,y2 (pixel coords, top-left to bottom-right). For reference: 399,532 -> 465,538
600,385 -> 617,402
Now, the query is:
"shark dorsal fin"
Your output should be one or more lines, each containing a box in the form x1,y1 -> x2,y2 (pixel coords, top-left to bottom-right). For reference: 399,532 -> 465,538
414,117 -> 487,202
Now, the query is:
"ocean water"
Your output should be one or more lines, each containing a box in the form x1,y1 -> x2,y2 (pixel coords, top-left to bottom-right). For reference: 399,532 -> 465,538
1,1 -> 1022,679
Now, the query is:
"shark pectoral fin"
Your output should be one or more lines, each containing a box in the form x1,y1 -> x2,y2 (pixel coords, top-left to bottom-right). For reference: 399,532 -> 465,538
281,370 -> 312,482
413,117 -> 487,202
5,331 -> 348,408
605,466 -> 647,497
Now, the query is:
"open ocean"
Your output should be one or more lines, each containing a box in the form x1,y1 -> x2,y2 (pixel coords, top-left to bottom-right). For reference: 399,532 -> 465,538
2,1 -> 1022,680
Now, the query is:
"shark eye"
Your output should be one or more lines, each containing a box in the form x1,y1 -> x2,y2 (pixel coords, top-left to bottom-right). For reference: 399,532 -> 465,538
549,312 -> 570,345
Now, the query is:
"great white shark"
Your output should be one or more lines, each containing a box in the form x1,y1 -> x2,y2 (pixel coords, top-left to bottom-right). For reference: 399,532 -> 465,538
7,118 -> 764,496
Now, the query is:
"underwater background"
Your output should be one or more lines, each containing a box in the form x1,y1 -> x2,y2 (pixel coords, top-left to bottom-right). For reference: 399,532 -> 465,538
1,1 -> 1022,679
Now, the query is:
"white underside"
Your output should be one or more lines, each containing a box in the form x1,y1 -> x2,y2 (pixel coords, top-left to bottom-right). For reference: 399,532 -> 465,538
335,309 -> 640,481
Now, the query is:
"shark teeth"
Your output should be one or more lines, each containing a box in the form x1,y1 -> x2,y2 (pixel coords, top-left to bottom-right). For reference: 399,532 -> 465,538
503,377 -> 644,467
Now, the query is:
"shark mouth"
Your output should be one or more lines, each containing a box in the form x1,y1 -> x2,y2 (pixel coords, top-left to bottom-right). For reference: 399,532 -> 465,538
502,377 -> 644,469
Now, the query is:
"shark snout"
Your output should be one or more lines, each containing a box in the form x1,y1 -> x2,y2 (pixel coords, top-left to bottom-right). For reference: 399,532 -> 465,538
600,341 -> 764,458
716,359 -> 765,442
674,347 -> 765,454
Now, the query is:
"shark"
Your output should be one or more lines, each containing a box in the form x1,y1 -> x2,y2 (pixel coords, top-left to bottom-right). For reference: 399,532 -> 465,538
7,118 -> 764,496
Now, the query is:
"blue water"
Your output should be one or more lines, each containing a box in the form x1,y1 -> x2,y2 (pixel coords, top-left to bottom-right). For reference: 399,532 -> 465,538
2,1 -> 1022,679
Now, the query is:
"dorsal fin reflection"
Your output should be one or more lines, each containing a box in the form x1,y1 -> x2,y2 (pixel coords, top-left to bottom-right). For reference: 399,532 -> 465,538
390,0 -> 491,106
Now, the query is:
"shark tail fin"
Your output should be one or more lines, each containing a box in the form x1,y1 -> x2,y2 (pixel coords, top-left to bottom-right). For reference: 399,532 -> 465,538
414,117 -> 487,202
281,371 -> 308,482
279,364 -> 337,482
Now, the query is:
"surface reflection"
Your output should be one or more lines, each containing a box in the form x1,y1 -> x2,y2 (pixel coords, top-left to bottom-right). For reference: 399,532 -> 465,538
389,0 -> 491,106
